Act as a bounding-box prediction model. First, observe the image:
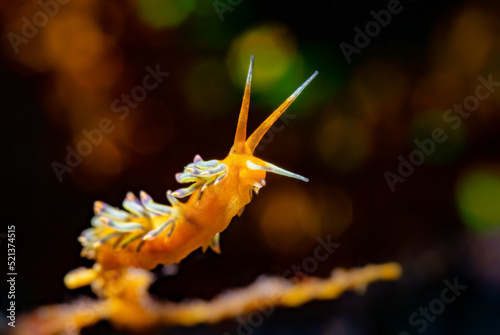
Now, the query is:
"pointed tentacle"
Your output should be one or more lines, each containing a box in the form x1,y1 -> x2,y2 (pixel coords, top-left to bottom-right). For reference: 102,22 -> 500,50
245,71 -> 318,153
232,55 -> 254,154
246,160 -> 309,182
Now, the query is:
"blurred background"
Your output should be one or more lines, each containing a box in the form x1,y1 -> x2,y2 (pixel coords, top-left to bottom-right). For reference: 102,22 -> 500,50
2,0 -> 500,334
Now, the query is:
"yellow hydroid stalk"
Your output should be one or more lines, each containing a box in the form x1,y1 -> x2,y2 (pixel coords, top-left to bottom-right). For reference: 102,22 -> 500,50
16,263 -> 402,333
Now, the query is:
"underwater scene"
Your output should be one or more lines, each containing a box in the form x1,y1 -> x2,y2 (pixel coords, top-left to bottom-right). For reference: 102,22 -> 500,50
2,0 -> 500,334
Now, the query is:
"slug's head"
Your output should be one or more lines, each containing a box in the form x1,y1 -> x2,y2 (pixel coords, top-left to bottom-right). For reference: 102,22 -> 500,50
235,155 -> 309,197
229,55 -> 317,187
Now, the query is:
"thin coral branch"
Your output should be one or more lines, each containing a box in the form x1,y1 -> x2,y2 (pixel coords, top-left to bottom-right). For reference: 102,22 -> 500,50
16,262 -> 401,334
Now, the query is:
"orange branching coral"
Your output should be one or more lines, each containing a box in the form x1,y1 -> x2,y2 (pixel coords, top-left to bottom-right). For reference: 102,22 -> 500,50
16,263 -> 401,334
158,262 -> 402,326
16,57 -> 402,334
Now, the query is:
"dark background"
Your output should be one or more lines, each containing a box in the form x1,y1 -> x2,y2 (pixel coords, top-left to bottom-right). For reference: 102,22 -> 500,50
2,0 -> 500,334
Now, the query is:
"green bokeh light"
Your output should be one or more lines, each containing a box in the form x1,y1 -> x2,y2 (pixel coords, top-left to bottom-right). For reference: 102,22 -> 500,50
227,25 -> 298,97
136,0 -> 196,29
456,167 -> 500,234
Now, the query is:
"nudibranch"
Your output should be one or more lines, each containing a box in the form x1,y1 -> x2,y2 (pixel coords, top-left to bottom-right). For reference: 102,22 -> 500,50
66,56 -> 318,288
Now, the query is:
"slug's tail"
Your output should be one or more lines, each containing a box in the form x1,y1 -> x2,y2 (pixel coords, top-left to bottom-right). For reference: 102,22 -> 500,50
231,55 -> 318,155
77,191 -> 180,263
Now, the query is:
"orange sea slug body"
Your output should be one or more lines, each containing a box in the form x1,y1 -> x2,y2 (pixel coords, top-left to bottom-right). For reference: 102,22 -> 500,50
95,154 -> 268,270
66,56 -> 317,287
